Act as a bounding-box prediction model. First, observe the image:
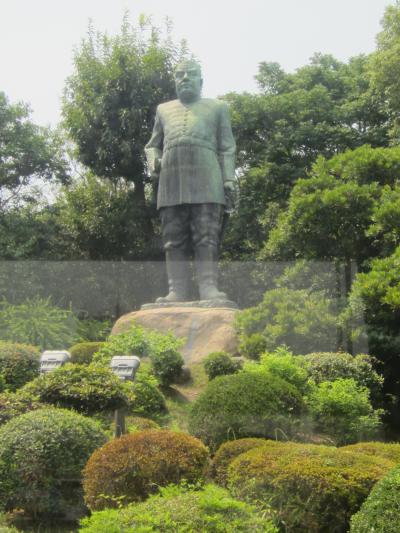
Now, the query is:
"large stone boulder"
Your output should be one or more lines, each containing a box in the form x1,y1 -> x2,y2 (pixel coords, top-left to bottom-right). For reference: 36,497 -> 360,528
112,307 -> 239,364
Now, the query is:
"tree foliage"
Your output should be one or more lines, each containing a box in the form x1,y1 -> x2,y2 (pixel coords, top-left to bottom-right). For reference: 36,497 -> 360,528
0,92 -> 68,212
63,16 -> 180,200
222,54 -> 389,259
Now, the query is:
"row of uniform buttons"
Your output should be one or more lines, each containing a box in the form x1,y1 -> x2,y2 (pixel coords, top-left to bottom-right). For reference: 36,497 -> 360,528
183,108 -> 189,133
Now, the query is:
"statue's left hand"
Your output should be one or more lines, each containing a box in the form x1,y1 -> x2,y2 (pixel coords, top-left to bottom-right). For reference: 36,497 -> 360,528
224,182 -> 237,213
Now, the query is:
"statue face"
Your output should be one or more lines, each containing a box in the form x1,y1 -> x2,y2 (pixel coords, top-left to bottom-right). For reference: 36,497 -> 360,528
175,62 -> 202,103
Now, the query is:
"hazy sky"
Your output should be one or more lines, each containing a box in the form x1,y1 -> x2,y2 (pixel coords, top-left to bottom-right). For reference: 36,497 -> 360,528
0,0 -> 395,127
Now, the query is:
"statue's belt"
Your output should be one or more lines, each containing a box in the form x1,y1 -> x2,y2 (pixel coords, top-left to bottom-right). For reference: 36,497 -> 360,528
163,139 -> 217,153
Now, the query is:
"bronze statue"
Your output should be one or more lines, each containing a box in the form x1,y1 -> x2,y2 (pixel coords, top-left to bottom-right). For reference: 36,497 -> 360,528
145,60 -> 236,303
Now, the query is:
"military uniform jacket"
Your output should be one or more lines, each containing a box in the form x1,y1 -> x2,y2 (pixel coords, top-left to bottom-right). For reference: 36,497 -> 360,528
145,98 -> 236,209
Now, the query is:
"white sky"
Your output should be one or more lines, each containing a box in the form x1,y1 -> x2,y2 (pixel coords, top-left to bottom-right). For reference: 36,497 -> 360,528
0,0 -> 395,127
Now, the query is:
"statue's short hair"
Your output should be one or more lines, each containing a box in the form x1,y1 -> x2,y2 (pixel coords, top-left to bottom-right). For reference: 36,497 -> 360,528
174,59 -> 202,77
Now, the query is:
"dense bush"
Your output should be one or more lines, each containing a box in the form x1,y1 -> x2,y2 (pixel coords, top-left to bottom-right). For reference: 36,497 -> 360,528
0,407 -> 107,517
150,345 -> 184,387
22,363 -> 133,415
235,288 -> 340,358
126,416 -> 160,432
129,371 -> 166,417
76,319 -> 112,342
258,347 -> 310,394
306,378 -> 384,445
188,370 -> 304,449
301,351 -> 384,404
350,463 -> 400,533
83,429 -> 209,511
0,297 -> 79,350
203,351 -> 242,380
93,325 -> 184,386
341,441 -> 400,463
0,390 -> 44,426
69,342 -> 106,364
79,483 -> 279,533
0,342 -> 40,391
211,438 -> 276,486
228,443 -> 395,533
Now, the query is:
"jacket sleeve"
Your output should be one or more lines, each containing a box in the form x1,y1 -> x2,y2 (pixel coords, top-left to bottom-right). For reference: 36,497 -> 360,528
145,107 -> 163,177
217,102 -> 236,185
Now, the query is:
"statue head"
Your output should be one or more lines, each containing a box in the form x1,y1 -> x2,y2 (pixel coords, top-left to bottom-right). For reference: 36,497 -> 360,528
174,60 -> 203,104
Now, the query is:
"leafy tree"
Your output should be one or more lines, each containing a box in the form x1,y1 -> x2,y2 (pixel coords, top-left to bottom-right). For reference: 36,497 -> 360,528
263,146 -> 400,278
222,54 -> 389,259
236,287 -> 341,357
56,173 -> 160,260
306,378 -> 384,445
62,16 -> 184,254
370,0 -> 400,142
0,297 -> 79,350
0,92 -> 69,212
367,184 -> 400,256
349,248 -> 400,392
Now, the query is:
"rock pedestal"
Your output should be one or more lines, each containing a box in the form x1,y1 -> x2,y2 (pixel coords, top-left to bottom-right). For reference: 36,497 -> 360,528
112,305 -> 239,364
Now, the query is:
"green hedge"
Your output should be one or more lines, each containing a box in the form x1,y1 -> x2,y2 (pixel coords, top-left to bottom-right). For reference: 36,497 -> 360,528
350,463 -> 400,533
0,342 -> 40,391
79,484 -> 279,533
0,407 -> 107,517
0,390 -> 44,426
69,342 -> 106,364
228,443 -> 395,533
22,363 -> 133,415
341,441 -> 400,463
211,438 -> 275,486
83,429 -> 209,511
203,352 -> 242,380
189,370 -> 304,449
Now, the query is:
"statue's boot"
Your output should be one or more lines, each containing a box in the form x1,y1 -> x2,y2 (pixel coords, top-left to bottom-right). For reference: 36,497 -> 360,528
195,245 -> 227,301
156,250 -> 190,303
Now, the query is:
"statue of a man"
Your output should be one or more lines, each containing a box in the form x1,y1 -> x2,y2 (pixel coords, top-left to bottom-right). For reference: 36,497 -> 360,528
145,59 -> 236,302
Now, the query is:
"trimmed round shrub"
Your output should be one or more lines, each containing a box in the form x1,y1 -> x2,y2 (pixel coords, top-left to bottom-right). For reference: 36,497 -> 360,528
0,342 -> 40,391
83,429 -> 209,511
306,378 -> 384,445
22,363 -> 133,415
211,438 -> 276,486
228,443 -> 395,533
126,416 -> 160,432
129,371 -> 166,417
301,352 -> 384,404
188,370 -> 304,449
79,483 -> 279,533
350,463 -> 400,533
69,342 -> 106,365
341,441 -> 400,463
0,407 -> 107,517
203,352 -> 242,380
0,390 -> 45,426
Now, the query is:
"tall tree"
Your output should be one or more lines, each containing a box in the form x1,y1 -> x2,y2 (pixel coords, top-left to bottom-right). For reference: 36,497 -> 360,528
62,16 -> 183,235
263,145 -> 400,270
222,54 -> 390,259
0,92 -> 68,212
370,0 -> 400,142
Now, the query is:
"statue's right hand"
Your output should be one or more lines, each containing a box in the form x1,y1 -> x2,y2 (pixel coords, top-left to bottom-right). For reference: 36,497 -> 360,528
154,157 -> 162,174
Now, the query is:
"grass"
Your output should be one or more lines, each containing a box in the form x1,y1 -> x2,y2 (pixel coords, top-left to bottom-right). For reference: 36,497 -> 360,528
158,363 -> 209,432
